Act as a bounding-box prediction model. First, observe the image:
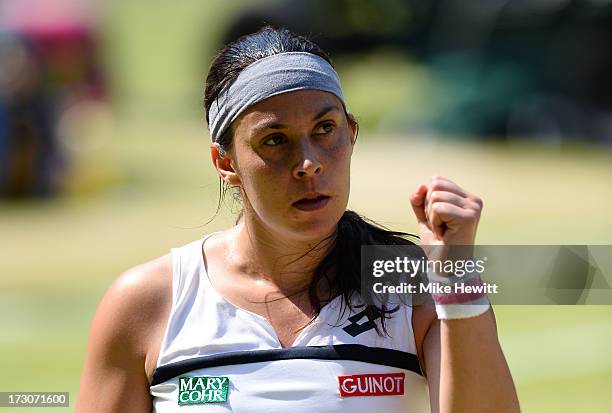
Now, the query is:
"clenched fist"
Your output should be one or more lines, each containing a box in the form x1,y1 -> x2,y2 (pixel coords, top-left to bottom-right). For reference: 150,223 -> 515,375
409,176 -> 483,263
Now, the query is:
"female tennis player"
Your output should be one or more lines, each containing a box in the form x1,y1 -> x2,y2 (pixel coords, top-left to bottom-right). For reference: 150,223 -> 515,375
77,26 -> 520,412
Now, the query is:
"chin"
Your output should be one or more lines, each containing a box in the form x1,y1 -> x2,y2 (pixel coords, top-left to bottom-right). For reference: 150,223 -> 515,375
297,224 -> 336,241
286,214 -> 342,242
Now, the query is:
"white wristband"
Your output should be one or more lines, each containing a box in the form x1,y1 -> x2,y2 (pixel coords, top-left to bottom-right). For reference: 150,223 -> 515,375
427,268 -> 491,320
434,296 -> 490,320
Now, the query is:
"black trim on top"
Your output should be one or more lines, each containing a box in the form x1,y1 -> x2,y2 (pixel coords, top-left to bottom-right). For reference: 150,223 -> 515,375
150,344 -> 422,386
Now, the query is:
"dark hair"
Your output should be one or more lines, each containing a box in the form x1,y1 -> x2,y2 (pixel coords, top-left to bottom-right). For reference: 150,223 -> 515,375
203,26 -> 419,335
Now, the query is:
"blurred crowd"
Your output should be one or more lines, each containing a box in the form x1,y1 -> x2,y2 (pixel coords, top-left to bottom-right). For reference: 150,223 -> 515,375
225,0 -> 612,142
0,0 -> 107,198
2,0 -> 611,199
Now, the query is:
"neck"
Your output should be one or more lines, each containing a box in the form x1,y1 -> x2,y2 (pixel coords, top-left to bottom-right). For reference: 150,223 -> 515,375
229,218 -> 336,295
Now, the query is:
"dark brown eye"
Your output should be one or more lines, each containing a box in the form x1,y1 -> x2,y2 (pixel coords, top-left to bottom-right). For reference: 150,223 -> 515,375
263,134 -> 287,146
315,121 -> 335,135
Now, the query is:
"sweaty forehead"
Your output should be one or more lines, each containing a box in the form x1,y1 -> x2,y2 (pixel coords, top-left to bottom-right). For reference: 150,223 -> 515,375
235,90 -> 343,131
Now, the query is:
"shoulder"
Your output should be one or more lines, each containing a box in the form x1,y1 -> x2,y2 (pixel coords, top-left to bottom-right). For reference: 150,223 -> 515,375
89,253 -> 174,358
77,253 -> 174,411
107,253 -> 173,331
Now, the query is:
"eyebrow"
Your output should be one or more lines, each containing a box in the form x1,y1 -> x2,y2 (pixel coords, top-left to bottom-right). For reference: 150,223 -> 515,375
250,104 -> 342,137
313,104 -> 342,121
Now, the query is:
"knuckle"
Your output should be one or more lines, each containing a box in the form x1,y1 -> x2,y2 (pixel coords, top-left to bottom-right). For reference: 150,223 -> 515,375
429,190 -> 442,202
466,208 -> 479,220
468,200 -> 482,211
431,180 -> 444,191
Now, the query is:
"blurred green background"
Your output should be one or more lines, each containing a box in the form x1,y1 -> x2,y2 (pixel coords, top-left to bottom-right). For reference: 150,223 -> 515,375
1,0 -> 611,412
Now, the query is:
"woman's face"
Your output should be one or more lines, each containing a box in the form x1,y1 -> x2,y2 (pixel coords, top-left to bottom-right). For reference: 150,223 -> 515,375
218,89 -> 357,241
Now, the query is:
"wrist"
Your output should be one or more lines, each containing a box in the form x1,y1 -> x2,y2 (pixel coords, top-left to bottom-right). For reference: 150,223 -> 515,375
426,261 -> 491,320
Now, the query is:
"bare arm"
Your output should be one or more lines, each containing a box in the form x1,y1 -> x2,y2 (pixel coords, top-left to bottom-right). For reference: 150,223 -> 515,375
408,177 -> 520,411
423,306 -> 520,413
76,264 -> 167,412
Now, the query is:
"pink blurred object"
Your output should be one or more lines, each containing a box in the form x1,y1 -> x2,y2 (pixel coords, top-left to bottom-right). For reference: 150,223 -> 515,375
0,0 -> 107,101
0,0 -> 100,36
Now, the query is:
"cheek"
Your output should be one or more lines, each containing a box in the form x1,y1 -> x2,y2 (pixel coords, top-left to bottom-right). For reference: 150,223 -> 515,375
325,137 -> 353,176
234,144 -> 280,188
240,158 -> 288,209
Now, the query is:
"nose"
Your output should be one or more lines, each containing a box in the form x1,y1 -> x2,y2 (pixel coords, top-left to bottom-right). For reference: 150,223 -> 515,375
292,142 -> 322,179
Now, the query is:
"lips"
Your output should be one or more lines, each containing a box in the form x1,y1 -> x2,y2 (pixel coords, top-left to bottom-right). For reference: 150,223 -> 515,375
292,193 -> 331,211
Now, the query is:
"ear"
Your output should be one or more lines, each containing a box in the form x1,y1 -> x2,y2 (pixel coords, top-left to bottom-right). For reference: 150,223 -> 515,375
350,121 -> 358,145
344,111 -> 358,146
210,143 -> 241,186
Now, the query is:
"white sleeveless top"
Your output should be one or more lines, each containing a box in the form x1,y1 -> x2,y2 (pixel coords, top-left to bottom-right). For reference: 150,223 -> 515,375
149,234 -> 430,412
